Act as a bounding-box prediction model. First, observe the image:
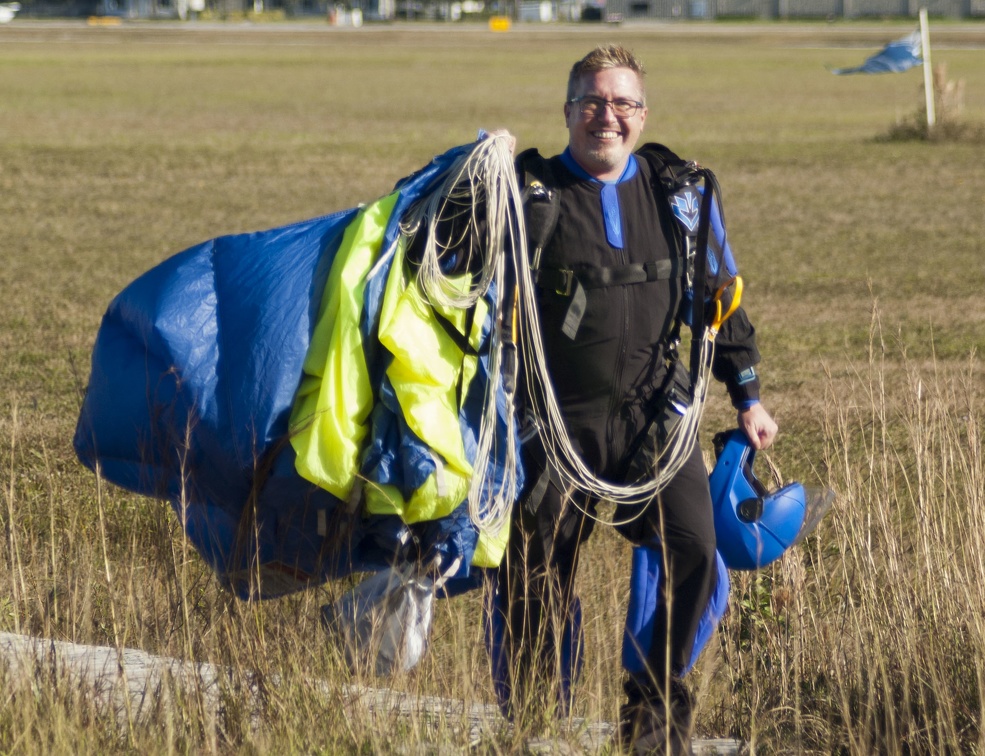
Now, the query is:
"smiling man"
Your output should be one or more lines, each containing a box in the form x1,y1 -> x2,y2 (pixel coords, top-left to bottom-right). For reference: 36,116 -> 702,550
483,46 -> 777,754
564,61 -> 648,181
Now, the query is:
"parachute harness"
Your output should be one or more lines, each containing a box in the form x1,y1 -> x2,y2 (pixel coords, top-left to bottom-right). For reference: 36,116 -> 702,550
406,137 -> 742,536
518,159 -> 742,527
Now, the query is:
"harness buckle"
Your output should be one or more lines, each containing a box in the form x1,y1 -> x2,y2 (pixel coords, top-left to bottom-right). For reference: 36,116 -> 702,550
556,269 -> 575,296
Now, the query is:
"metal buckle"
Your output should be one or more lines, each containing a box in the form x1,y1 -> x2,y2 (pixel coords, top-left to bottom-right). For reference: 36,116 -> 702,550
556,269 -> 574,296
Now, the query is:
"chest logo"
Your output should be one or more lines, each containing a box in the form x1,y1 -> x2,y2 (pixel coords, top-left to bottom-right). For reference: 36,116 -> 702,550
671,188 -> 700,233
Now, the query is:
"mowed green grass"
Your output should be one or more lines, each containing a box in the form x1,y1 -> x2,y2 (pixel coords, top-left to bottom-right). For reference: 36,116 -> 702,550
1,21 -> 984,752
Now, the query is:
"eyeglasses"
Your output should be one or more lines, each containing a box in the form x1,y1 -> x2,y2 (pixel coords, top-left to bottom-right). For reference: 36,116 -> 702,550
568,95 -> 644,118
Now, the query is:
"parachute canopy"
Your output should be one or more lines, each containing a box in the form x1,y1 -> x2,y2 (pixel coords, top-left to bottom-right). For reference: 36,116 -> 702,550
74,142 -> 522,600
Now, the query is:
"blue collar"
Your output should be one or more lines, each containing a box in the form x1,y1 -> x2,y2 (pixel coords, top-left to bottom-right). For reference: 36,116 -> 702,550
560,149 -> 638,248
560,148 -> 639,184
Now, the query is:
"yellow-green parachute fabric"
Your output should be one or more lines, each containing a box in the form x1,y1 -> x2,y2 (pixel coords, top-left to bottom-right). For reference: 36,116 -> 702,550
371,241 -> 484,520
289,177 -> 514,568
290,194 -> 397,500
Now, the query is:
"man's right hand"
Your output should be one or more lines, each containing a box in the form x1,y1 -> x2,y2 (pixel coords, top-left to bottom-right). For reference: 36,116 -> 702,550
481,129 -> 517,157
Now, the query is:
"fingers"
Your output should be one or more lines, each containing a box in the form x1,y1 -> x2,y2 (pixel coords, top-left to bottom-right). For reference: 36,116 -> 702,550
737,404 -> 778,451
482,129 -> 516,156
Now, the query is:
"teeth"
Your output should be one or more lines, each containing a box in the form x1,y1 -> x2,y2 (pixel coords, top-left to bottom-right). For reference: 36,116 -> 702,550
592,131 -> 618,139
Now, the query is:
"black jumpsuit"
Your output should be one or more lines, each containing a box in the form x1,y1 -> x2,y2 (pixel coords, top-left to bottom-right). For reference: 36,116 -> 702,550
487,148 -> 762,716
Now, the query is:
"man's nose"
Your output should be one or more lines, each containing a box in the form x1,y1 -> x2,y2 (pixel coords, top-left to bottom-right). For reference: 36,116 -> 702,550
596,102 -> 618,122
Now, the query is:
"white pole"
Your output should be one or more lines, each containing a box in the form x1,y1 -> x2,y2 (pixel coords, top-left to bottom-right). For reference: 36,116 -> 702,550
920,7 -> 936,128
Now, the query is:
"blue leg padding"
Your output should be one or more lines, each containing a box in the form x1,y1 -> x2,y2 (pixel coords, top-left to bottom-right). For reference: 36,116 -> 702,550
687,552 -> 730,672
621,547 -> 731,676
558,596 -> 583,714
622,545 -> 661,675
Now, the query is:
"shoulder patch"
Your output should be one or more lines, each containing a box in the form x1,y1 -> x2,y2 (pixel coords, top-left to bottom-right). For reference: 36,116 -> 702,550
670,186 -> 701,233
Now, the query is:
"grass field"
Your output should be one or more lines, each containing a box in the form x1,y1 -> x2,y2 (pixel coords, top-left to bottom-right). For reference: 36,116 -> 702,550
1,20 -> 985,754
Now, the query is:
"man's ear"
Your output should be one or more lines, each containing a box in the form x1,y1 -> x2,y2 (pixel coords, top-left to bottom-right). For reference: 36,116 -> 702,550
563,101 -> 572,125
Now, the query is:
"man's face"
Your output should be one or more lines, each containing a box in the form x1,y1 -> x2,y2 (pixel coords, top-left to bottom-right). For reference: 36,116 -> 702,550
564,67 -> 648,182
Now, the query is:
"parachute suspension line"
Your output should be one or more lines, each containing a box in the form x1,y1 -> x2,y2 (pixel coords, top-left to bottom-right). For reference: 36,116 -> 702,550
517,276 -> 716,517
467,247 -> 516,538
463,138 -> 525,539
401,136 -> 524,541
568,337 -> 717,527
403,137 -> 515,310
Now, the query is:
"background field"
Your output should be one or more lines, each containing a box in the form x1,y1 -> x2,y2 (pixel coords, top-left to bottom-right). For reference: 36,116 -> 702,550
1,20 -> 984,754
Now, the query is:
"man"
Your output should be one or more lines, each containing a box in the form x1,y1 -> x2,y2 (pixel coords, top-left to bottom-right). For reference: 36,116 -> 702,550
484,45 -> 777,754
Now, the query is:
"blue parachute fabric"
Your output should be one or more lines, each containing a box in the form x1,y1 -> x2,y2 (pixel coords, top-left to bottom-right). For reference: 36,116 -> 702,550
74,141 -> 513,600
410,501 -> 479,585
831,32 -> 922,75
361,374 -> 437,500
75,210 -> 356,509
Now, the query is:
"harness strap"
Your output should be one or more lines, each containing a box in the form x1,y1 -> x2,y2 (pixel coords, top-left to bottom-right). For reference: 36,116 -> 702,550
517,148 -> 561,271
689,167 -> 716,389
532,258 -> 683,297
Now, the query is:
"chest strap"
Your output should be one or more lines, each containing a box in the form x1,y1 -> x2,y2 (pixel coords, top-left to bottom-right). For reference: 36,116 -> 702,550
532,258 -> 683,297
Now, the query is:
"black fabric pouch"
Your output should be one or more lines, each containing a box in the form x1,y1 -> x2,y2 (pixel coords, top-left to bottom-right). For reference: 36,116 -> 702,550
622,359 -> 692,484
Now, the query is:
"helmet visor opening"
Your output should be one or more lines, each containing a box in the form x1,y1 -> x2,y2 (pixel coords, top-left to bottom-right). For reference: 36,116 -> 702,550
792,487 -> 836,546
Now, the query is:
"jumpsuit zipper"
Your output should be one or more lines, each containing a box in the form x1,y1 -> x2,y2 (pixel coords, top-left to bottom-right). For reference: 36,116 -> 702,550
605,196 -> 631,466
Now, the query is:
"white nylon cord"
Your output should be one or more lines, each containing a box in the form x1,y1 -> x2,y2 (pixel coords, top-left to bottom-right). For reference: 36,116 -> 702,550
402,137 -> 522,540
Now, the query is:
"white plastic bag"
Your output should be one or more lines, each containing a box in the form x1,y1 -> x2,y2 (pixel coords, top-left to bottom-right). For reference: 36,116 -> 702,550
323,563 -> 438,677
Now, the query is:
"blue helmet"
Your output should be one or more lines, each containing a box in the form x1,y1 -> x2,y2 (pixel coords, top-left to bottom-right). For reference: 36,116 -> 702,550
709,429 -> 807,571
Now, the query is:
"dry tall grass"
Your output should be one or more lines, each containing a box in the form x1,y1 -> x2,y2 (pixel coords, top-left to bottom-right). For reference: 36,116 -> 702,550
714,315 -> 984,753
5,319 -> 981,753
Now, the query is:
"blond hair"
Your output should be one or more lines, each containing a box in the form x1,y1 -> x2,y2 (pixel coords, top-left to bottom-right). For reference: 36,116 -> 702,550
566,45 -> 647,102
